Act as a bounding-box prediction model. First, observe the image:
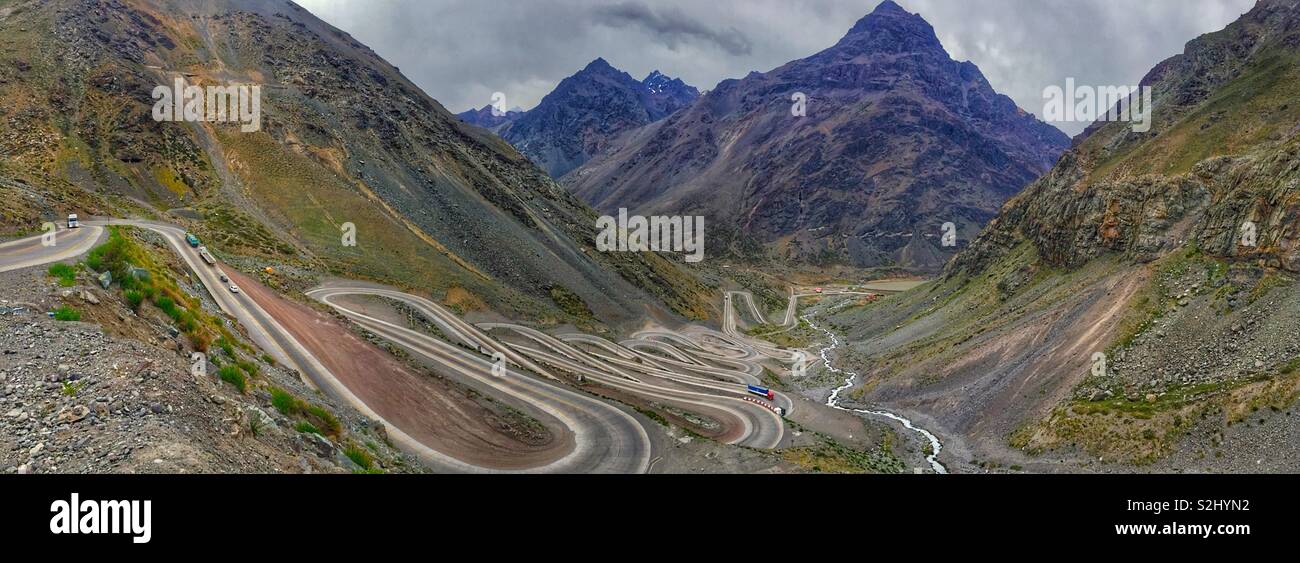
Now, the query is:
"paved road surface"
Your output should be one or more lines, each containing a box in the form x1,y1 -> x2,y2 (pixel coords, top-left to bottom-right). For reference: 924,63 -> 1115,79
0,226 -> 104,274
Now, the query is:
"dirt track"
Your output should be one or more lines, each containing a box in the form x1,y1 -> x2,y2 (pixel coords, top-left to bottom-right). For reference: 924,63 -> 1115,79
224,269 -> 576,470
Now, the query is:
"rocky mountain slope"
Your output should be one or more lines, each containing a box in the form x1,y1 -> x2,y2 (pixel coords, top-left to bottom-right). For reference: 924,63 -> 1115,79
824,0 -> 1300,471
494,58 -> 699,178
565,1 -> 1069,272
955,0 -> 1300,276
0,0 -> 712,328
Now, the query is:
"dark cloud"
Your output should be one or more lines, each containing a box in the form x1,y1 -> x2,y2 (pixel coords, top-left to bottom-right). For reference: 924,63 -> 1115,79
591,1 -> 752,55
296,0 -> 1256,134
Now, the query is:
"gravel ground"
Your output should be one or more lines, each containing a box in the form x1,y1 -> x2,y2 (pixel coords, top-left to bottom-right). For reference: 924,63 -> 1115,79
0,265 -> 418,474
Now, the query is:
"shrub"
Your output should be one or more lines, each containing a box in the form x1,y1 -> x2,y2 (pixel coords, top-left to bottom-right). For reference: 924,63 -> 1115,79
305,404 -> 341,435
270,387 -> 299,415
52,306 -> 81,322
124,290 -> 144,312
216,337 -> 236,358
85,227 -> 135,283
48,263 -> 77,287
218,365 -> 247,393
548,285 -> 594,320
191,331 -> 212,353
294,422 -> 321,435
237,360 -> 259,378
343,445 -> 373,470
61,381 -> 81,397
177,310 -> 197,333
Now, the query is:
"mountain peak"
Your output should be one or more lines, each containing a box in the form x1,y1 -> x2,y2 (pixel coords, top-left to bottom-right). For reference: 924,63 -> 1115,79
847,1 -> 927,33
584,57 -> 614,71
499,59 -> 698,177
643,70 -> 688,89
872,0 -> 908,14
837,0 -> 942,55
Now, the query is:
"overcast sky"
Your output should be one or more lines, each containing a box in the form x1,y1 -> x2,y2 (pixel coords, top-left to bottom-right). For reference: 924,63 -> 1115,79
295,0 -> 1256,135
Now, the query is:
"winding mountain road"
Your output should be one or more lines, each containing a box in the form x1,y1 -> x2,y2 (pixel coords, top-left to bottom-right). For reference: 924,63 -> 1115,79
306,286 -> 652,473
82,220 -> 562,472
483,322 -> 786,448
4,219 -> 647,472
2,217 -> 798,471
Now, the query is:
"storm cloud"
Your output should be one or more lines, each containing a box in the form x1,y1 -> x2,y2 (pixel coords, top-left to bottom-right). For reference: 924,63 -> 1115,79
295,0 -> 1256,135
592,1 -> 753,55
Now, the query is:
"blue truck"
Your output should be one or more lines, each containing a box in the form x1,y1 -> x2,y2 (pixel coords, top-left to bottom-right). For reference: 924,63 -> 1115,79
747,384 -> 775,401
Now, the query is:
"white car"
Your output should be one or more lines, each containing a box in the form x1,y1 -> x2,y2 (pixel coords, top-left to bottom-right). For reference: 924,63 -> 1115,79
228,285 -> 241,294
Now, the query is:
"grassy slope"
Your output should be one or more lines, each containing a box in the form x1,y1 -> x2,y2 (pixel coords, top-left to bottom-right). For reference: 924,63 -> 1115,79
213,129 -> 514,309
1089,50 -> 1300,180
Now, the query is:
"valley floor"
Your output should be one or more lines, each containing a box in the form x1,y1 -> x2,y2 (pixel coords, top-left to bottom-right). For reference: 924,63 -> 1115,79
9,218 -> 1295,474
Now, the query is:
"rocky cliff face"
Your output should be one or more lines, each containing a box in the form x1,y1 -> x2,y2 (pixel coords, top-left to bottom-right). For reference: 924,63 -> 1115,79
954,0 -> 1300,276
566,0 -> 1068,272
497,59 -> 699,178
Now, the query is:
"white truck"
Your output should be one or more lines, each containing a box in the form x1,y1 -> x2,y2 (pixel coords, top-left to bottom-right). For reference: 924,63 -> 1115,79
67,214 -> 80,229
198,246 -> 217,266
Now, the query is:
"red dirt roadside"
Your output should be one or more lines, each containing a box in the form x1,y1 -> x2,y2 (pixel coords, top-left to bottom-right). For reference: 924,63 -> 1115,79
223,268 -> 575,470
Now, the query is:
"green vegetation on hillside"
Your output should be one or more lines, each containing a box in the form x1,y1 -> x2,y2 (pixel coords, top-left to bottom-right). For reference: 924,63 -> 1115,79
745,320 -> 814,349
52,305 -> 81,322
266,385 -> 342,437
217,365 -> 248,393
547,285 -> 594,321
1012,366 -> 1298,465
1089,50 -> 1300,180
47,263 -> 77,287
781,432 -> 905,474
84,226 -> 234,351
